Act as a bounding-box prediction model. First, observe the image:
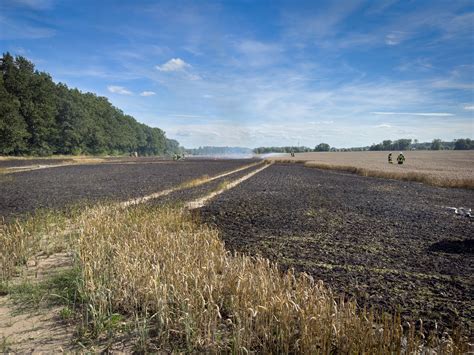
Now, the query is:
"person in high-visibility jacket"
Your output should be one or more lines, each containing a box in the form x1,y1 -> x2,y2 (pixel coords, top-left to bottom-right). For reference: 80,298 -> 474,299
397,152 -> 405,164
388,153 -> 393,164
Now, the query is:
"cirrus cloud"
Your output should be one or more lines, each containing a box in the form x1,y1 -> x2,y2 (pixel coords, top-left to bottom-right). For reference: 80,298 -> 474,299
371,111 -> 454,117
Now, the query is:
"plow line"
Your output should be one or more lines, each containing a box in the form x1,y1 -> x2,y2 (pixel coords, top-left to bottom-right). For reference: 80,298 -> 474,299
121,161 -> 263,207
186,163 -> 271,210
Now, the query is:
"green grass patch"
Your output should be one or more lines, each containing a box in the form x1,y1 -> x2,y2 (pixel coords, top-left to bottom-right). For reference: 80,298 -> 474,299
7,268 -> 82,314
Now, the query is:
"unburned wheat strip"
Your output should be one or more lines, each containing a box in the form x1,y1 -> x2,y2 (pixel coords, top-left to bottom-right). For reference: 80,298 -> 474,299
5,163 -> 76,173
121,161 -> 263,207
186,163 -> 272,209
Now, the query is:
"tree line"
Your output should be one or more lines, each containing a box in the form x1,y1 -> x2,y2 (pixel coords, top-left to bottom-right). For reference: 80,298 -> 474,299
0,53 -> 181,156
368,138 -> 473,151
253,138 -> 473,154
253,146 -> 314,154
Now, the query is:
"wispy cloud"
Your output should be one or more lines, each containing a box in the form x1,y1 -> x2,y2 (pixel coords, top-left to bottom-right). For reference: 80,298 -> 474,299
235,40 -> 283,67
107,85 -> 132,95
7,0 -> 55,10
397,58 -> 433,72
140,91 -> 156,97
156,58 -> 190,72
385,31 -> 409,46
371,112 -> 454,116
431,79 -> 474,90
172,114 -> 209,118
464,105 -> 474,111
282,0 -> 364,42
0,15 -> 55,40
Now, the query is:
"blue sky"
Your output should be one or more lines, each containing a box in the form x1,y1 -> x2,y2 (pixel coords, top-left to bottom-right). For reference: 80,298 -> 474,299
1,0 -> 473,148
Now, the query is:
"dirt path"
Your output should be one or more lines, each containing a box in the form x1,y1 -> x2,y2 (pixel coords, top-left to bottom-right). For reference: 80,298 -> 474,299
0,253 -> 76,353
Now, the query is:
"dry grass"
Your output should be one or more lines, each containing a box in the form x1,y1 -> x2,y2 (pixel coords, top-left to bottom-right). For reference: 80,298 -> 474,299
0,171 -> 14,183
0,209 -> 80,282
268,151 -> 474,189
178,174 -> 211,189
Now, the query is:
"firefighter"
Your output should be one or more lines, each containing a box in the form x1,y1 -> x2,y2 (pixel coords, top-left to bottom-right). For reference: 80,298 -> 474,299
397,152 -> 405,165
388,152 -> 393,164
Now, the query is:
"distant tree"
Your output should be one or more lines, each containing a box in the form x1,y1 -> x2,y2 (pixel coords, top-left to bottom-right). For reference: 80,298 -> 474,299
382,140 -> 392,150
431,138 -> 442,150
314,143 -> 330,152
396,139 -> 412,151
454,138 -> 473,150
369,143 -> 383,151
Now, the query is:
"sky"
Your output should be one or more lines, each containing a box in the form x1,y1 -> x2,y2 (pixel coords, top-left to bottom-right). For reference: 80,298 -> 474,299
1,0 -> 473,148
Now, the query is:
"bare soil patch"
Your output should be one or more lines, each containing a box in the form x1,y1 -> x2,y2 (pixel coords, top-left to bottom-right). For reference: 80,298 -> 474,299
199,163 -> 474,333
0,253 -> 76,353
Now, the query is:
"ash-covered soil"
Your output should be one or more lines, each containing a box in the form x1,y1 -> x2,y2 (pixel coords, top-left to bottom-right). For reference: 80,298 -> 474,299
200,163 -> 474,332
0,159 -> 255,219
150,162 -> 264,206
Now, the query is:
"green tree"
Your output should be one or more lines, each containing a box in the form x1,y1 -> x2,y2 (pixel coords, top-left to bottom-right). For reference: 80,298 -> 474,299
0,75 -> 29,154
369,143 -> 383,151
0,52 -> 180,156
431,138 -> 442,150
314,143 -> 330,152
382,140 -> 392,150
395,139 -> 412,150
454,138 -> 473,150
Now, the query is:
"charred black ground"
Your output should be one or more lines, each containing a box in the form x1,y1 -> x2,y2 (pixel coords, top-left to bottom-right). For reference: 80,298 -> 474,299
150,162 -> 265,207
0,158 -> 255,219
199,163 -> 474,333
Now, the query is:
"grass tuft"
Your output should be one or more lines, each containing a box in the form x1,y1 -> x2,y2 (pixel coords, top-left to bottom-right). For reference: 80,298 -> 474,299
7,268 -> 81,313
178,174 -> 211,189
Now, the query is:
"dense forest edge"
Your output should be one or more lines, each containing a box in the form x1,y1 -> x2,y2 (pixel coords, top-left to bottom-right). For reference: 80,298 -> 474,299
0,53 -> 182,156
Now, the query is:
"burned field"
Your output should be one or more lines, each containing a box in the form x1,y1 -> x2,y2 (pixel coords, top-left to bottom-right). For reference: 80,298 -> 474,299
1,157 -> 473,349
0,158 -> 256,219
200,163 -> 474,333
